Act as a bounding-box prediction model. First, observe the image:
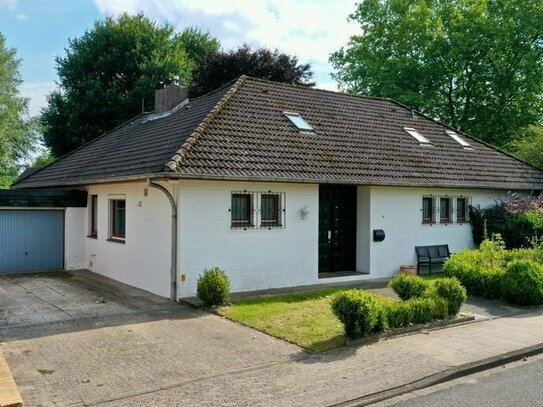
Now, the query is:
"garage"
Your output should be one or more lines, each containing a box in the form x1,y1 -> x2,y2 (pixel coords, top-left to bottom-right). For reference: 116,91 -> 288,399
0,189 -> 86,274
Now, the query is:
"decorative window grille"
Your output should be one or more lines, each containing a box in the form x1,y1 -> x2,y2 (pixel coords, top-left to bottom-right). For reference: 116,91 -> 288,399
440,197 -> 452,224
422,195 -> 471,225
456,197 -> 470,223
422,196 -> 435,224
230,191 -> 286,229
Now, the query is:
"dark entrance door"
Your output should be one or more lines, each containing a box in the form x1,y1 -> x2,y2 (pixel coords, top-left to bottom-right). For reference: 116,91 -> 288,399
318,185 -> 357,273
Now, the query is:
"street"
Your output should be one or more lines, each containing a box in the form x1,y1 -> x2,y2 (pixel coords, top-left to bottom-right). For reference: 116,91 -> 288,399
379,354 -> 543,407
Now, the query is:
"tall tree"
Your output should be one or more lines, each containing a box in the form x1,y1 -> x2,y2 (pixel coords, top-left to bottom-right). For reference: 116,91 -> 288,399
507,126 -> 543,169
42,14 -> 219,157
189,44 -> 315,97
331,0 -> 543,146
0,33 -> 37,188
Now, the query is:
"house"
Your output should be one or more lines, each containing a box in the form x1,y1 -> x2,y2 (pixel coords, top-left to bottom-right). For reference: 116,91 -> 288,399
11,76 -> 543,300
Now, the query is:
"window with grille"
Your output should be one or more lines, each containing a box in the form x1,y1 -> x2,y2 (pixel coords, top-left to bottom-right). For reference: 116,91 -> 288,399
422,196 -> 435,224
231,193 -> 253,227
422,195 -> 471,225
440,197 -> 452,224
261,194 -> 281,227
231,191 -> 286,229
456,197 -> 469,223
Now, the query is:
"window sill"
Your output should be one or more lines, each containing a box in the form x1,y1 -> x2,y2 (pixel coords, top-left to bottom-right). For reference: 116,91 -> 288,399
106,238 -> 126,244
86,234 -> 98,239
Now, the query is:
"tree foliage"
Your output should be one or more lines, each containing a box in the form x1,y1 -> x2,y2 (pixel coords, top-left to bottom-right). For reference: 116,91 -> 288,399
41,14 -> 219,157
0,33 -> 37,188
189,44 -> 315,97
331,0 -> 543,146
507,125 -> 543,169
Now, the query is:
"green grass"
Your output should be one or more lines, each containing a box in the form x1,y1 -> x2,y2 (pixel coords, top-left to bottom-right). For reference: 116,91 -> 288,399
218,288 -> 392,352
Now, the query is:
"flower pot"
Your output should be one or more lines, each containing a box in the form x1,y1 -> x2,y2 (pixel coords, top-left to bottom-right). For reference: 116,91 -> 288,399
400,265 -> 417,275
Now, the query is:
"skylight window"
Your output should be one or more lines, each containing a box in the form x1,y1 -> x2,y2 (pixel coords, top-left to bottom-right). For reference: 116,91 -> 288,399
142,111 -> 171,123
284,112 -> 313,131
446,130 -> 472,148
403,127 -> 431,144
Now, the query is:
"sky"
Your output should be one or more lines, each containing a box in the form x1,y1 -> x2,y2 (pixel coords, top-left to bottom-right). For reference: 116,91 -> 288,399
0,0 -> 360,117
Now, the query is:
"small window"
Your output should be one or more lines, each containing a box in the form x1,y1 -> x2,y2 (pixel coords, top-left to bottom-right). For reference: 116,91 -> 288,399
284,112 -> 313,131
231,193 -> 253,228
440,197 -> 452,224
422,197 -> 435,224
110,199 -> 126,239
457,197 -> 468,223
89,195 -> 98,237
446,130 -> 472,148
261,194 -> 281,227
404,127 -> 431,144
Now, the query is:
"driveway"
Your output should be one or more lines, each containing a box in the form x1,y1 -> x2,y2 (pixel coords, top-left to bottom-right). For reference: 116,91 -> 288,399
0,271 -> 300,406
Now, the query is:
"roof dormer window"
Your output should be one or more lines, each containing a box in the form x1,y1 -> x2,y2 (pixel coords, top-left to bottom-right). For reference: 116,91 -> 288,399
446,130 -> 472,149
403,127 -> 431,145
284,112 -> 313,131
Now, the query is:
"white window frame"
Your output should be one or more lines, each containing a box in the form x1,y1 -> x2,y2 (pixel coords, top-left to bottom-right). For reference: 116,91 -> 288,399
108,194 -> 126,241
230,191 -> 286,229
446,130 -> 472,149
88,194 -> 98,238
403,127 -> 431,144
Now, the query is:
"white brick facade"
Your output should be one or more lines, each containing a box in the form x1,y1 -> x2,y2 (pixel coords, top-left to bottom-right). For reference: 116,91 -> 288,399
66,179 -> 516,299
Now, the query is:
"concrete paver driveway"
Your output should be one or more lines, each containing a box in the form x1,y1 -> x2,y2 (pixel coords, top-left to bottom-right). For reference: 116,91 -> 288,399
0,271 -> 299,406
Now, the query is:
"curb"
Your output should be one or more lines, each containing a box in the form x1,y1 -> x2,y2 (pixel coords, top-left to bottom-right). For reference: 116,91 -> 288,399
0,351 -> 23,407
330,342 -> 543,407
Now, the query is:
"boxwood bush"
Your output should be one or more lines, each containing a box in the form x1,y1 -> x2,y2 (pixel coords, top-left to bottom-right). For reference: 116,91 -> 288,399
388,273 -> 429,300
330,290 -> 387,339
432,278 -> 467,316
196,267 -> 231,306
501,260 -> 543,306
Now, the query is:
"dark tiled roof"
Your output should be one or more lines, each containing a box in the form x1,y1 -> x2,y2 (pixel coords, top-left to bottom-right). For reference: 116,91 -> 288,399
15,76 -> 543,190
14,82 -> 233,188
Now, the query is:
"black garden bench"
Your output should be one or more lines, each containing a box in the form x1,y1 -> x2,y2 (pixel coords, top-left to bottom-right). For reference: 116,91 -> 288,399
415,245 -> 451,275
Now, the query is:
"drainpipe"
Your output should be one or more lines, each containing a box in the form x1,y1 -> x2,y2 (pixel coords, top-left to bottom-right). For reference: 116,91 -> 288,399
147,178 -> 177,301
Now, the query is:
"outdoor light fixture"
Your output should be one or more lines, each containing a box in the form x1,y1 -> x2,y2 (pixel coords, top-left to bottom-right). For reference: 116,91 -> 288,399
300,206 -> 310,220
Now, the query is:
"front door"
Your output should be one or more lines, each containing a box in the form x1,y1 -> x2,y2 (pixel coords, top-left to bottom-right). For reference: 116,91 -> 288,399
318,185 -> 357,273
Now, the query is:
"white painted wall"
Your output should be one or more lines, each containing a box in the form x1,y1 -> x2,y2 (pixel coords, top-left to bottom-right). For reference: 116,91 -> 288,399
367,186 -> 509,278
64,207 -> 86,270
177,180 -> 319,298
83,181 -> 174,298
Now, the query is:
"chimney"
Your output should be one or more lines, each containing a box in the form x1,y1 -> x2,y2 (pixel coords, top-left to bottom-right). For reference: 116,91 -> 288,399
154,83 -> 188,112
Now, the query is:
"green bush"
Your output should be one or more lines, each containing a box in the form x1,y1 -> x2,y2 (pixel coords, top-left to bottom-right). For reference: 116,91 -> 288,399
330,290 -> 387,339
443,249 -> 504,299
501,260 -> 543,306
196,267 -> 231,306
388,273 -> 429,300
385,296 -> 449,328
432,278 -> 467,316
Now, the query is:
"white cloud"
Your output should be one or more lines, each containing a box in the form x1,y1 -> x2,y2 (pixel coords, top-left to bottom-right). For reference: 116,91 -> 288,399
16,13 -> 27,20
0,0 -> 17,10
20,81 -> 56,117
92,0 -> 359,85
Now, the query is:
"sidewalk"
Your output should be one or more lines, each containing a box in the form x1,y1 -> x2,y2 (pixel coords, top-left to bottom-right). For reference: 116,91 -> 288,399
95,308 -> 543,407
2,299 -> 542,406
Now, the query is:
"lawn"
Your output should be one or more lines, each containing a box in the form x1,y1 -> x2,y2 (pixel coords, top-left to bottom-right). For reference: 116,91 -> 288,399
218,288 -> 393,352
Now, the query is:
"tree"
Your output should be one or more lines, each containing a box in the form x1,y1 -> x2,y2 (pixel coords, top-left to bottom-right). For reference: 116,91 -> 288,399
331,0 -> 543,146
0,33 -> 37,188
507,126 -> 543,169
189,44 -> 315,97
42,14 -> 219,157
32,152 -> 55,168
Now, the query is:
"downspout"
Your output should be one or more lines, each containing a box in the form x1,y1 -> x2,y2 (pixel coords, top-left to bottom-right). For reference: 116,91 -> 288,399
147,178 -> 177,301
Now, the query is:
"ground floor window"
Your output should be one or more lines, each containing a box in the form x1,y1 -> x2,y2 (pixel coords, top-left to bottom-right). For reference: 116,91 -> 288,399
422,196 -> 435,224
231,191 -> 286,229
109,198 -> 126,239
231,193 -> 253,228
89,194 -> 98,237
440,197 -> 452,224
422,195 -> 471,225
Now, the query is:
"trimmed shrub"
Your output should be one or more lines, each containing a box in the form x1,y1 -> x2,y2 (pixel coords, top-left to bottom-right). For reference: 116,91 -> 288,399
501,260 -> 543,306
388,273 -> 429,300
331,290 -> 387,338
443,250 -> 504,299
196,267 -> 231,306
385,296 -> 449,328
432,278 -> 467,316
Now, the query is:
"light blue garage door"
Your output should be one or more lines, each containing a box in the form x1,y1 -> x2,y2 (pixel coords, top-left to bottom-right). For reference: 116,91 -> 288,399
0,210 -> 64,274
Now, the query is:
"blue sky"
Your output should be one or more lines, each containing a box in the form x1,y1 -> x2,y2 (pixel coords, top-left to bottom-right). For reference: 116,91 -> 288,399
1,0 -> 358,116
